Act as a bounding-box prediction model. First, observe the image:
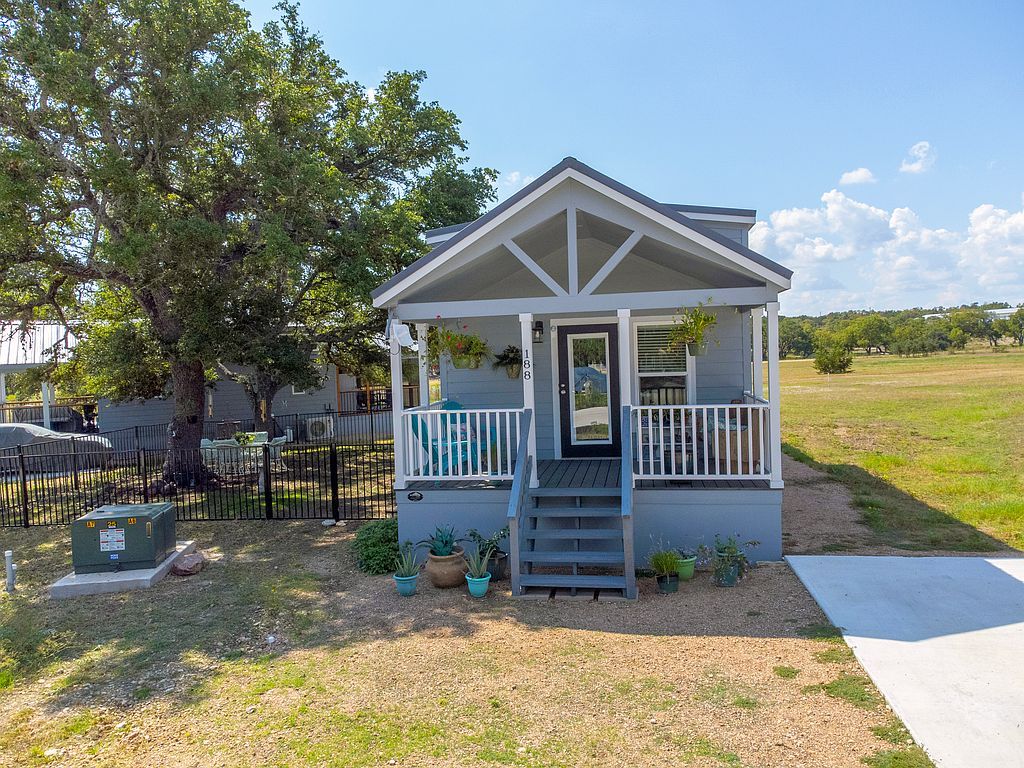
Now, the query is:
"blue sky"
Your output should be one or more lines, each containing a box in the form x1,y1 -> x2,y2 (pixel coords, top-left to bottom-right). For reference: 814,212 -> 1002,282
243,1 -> 1024,315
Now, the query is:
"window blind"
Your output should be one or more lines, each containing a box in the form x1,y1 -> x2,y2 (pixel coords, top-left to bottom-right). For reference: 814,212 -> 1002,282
636,325 -> 686,373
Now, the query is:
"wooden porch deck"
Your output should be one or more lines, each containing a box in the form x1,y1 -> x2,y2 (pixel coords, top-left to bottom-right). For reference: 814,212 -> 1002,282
405,459 -> 771,491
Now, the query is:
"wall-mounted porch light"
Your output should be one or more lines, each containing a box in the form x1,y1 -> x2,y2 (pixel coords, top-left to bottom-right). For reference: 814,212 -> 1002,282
532,320 -> 544,344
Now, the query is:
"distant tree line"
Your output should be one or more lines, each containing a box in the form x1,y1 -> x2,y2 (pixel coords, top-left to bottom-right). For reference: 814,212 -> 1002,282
774,303 -> 1024,375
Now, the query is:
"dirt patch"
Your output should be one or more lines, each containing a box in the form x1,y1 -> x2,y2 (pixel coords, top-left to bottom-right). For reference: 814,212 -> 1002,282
782,454 -> 1019,557
0,521 -> 928,768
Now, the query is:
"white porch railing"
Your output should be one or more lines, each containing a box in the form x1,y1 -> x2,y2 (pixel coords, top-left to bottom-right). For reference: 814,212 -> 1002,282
401,406 -> 524,482
631,404 -> 771,480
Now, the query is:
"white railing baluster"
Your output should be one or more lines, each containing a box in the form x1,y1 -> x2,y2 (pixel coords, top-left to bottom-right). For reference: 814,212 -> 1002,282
401,407 -> 524,482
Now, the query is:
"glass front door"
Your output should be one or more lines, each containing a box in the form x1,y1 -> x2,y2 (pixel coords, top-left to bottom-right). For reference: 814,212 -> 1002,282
557,324 -> 620,458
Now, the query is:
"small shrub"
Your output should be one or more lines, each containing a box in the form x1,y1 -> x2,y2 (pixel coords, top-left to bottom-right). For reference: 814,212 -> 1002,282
352,519 -> 399,574
813,345 -> 853,374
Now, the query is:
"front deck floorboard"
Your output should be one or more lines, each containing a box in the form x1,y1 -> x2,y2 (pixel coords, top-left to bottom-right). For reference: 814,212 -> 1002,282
406,459 -> 770,491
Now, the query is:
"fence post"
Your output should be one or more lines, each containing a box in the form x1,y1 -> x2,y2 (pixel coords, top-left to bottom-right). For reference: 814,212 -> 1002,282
262,443 -> 273,519
70,436 -> 80,490
364,384 -> 373,415
140,447 -> 150,503
329,442 -> 340,522
16,446 -> 29,528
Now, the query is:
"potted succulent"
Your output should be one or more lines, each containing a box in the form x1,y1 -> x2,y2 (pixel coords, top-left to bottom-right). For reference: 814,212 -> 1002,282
418,526 -> 466,588
669,302 -> 718,356
393,543 -> 420,597
675,547 -> 698,581
492,345 -> 523,379
464,546 -> 493,598
649,547 -> 683,593
712,535 -> 758,587
465,526 -> 510,580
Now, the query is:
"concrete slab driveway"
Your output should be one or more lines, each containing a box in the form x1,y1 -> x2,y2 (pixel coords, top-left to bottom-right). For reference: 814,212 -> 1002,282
788,556 -> 1024,768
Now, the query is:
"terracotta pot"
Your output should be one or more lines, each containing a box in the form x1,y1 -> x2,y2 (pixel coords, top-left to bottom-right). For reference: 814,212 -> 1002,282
425,547 -> 467,588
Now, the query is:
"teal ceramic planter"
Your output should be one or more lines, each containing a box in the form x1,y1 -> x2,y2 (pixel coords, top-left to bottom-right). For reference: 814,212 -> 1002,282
393,574 -> 418,597
677,556 -> 697,581
656,574 -> 679,593
714,556 -> 741,587
466,573 -> 492,598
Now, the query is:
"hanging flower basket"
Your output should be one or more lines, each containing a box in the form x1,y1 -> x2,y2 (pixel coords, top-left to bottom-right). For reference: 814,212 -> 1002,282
451,354 -> 483,369
504,363 -> 522,379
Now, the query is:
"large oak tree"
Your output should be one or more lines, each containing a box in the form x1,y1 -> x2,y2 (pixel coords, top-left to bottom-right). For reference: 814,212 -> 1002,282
0,0 -> 474,480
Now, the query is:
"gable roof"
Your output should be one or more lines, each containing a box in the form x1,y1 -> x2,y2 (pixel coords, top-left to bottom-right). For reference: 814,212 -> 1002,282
373,157 -> 791,306
423,202 -> 757,243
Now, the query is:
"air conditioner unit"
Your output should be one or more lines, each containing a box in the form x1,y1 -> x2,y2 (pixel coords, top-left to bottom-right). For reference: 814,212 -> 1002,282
305,415 -> 334,441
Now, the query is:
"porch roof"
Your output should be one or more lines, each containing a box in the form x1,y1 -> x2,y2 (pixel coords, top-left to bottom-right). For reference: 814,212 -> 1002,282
372,157 -> 792,308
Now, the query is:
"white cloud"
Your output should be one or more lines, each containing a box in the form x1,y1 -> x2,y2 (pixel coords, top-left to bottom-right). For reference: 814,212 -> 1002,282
495,170 -> 537,201
838,167 -> 876,185
363,87 -> 377,103
751,190 -> 1024,315
899,141 -> 935,174
501,170 -> 536,190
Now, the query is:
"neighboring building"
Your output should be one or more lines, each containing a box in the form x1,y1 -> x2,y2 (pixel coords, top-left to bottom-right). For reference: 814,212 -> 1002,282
96,365 -> 390,447
922,306 -> 1020,320
373,157 -> 792,599
0,322 -> 80,430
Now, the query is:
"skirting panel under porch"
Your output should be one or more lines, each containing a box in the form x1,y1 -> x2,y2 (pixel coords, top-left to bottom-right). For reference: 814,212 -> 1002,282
396,486 -> 782,563
632,488 -> 783,562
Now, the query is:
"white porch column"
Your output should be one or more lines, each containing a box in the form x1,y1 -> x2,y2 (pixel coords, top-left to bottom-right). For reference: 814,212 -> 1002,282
617,309 -> 632,407
751,306 -> 764,399
389,317 -> 406,490
0,373 -> 6,423
765,302 -> 783,489
519,313 -> 538,487
416,322 -> 429,408
40,381 -> 52,429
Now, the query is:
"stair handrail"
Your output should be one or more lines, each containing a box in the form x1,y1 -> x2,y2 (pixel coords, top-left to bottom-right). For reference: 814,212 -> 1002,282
620,405 -> 637,599
506,409 -> 533,597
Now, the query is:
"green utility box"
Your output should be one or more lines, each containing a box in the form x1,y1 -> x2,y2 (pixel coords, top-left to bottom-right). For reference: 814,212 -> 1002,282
71,503 -> 176,574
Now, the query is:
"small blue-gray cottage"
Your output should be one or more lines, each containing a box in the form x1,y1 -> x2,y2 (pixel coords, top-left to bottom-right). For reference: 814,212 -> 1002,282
372,158 -> 792,598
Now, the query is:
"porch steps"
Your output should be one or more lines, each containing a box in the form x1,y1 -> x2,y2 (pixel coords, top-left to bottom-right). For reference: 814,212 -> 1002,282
522,551 -> 625,565
525,528 -> 622,540
519,574 -> 627,590
527,487 -> 622,498
524,505 -> 620,517
514,491 -> 632,600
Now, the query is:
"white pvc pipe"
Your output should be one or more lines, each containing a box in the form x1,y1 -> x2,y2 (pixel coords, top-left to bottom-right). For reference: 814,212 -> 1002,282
4,550 -> 14,593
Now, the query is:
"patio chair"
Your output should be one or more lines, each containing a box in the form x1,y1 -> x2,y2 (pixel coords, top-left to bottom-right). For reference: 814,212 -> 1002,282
409,402 -> 482,476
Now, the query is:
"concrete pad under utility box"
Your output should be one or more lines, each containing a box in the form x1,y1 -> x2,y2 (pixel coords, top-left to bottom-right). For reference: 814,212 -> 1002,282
50,541 -> 196,599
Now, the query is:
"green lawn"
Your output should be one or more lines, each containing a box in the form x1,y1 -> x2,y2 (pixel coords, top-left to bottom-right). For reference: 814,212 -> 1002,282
780,346 -> 1024,551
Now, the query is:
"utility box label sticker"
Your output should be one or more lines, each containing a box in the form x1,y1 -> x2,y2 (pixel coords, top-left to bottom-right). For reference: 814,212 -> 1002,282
99,528 -> 126,552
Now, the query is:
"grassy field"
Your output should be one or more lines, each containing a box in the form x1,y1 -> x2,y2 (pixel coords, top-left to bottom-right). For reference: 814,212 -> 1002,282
780,346 -> 1024,551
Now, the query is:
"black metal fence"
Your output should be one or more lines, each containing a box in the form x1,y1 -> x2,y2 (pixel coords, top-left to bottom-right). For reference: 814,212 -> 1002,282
0,436 -> 395,527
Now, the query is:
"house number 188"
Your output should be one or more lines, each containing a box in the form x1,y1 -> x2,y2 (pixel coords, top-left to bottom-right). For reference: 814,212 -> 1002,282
522,348 -> 532,380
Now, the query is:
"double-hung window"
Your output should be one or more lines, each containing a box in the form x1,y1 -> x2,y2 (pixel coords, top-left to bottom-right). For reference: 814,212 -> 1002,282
635,324 -> 690,405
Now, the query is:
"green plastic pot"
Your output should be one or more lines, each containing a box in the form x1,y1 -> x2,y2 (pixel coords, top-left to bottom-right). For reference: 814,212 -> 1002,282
393,574 -> 418,597
466,573 -> 492,598
677,556 -> 697,581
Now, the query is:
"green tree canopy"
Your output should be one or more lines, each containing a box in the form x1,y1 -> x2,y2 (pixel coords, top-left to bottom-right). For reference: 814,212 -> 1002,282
0,0 -> 484,479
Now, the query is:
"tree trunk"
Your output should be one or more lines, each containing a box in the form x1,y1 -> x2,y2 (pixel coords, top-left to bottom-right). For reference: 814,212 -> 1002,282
244,379 -> 283,436
163,358 -> 214,485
